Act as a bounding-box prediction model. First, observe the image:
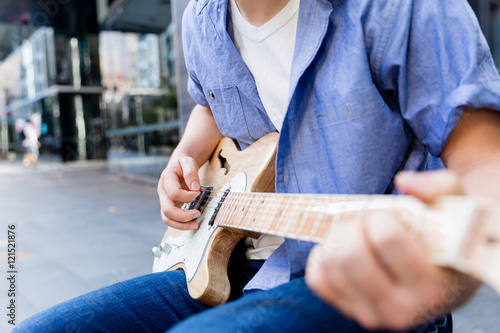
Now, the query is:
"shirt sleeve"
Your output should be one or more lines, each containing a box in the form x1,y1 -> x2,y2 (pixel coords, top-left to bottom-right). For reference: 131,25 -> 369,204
182,0 -> 210,108
187,73 -> 209,107
373,0 -> 500,157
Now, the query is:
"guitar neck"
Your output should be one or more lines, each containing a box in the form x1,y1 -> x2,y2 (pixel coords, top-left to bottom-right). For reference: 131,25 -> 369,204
214,192 -> 430,243
213,191 -> 500,295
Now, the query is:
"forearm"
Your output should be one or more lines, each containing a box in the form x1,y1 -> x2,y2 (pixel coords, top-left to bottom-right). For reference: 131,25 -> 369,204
169,104 -> 223,167
438,107 -> 500,306
441,107 -> 500,200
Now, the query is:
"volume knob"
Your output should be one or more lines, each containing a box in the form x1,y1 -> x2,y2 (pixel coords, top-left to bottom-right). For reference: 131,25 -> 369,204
151,247 -> 162,258
159,242 -> 172,254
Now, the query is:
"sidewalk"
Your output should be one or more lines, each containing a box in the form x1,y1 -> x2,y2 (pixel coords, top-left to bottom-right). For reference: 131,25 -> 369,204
0,159 -> 165,332
0,159 -> 499,332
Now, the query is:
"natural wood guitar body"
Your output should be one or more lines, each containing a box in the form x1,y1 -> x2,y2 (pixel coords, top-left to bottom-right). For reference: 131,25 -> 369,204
157,132 -> 278,306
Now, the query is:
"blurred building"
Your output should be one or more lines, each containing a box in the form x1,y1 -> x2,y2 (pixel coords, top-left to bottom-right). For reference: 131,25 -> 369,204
0,0 -> 498,178
0,0 -> 178,178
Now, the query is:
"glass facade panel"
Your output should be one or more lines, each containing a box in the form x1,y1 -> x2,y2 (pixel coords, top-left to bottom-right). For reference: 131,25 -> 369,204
100,30 -> 178,164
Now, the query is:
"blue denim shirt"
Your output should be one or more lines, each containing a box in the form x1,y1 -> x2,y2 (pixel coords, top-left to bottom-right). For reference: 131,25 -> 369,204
182,0 -> 500,292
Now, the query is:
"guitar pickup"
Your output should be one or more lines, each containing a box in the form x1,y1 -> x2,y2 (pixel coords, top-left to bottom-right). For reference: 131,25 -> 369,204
186,186 -> 213,221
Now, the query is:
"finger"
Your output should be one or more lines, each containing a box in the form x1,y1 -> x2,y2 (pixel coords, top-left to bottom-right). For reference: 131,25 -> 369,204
306,246 -> 358,320
161,209 -> 199,230
395,170 -> 464,200
160,172 -> 200,203
158,182 -> 201,223
179,157 -> 201,191
340,224 -> 399,328
308,226 -> 385,329
364,212 -> 433,288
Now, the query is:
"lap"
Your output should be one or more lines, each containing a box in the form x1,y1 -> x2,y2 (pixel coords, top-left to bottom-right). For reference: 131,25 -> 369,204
13,270 -> 209,333
14,270 -> 450,333
169,277 -> 449,333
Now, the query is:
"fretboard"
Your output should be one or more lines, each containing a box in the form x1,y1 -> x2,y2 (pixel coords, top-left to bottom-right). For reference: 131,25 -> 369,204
211,191 -> 500,296
213,192 -> 429,244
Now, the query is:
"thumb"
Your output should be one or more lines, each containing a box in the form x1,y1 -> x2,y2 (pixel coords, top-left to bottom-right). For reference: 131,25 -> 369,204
395,170 -> 464,200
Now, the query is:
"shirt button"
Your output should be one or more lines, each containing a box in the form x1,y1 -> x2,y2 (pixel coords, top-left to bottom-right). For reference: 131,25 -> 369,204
209,92 -> 215,100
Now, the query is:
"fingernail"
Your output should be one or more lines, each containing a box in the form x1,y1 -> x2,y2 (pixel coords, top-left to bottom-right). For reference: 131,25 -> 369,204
189,224 -> 198,230
190,181 -> 200,191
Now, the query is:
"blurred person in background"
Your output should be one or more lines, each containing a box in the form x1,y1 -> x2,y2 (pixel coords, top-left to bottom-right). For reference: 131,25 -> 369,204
21,119 -> 40,168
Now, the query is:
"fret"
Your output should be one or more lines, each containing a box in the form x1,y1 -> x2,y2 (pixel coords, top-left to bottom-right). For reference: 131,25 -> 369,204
294,195 -> 314,238
230,192 -> 243,227
218,192 -> 237,227
240,192 -> 260,231
252,193 -> 269,233
244,192 -> 263,231
298,196 -> 315,240
232,192 -> 247,228
237,192 -> 253,229
309,196 -> 335,242
283,195 -> 302,236
262,193 -> 283,235
321,197 -> 347,244
280,195 -> 301,236
274,194 -> 292,235
234,192 -> 246,229
307,196 -> 329,241
308,199 -> 324,240
227,192 -> 243,229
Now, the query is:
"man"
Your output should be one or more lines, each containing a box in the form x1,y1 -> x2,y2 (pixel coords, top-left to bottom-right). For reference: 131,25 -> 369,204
15,0 -> 500,332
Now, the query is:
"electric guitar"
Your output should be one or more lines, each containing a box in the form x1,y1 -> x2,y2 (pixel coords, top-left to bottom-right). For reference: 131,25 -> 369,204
152,132 -> 500,307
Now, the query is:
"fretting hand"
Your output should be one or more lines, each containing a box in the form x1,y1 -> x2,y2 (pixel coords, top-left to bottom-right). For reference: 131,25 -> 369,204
305,170 -> 480,330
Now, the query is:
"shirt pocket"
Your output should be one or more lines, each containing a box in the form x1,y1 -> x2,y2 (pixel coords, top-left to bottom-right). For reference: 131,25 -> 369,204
311,85 -> 387,128
203,86 -> 253,144
203,86 -> 240,106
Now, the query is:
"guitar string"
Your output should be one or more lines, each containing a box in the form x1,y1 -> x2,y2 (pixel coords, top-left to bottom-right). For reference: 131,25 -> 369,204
196,193 -> 418,220
189,191 -> 399,209
188,191 -> 424,236
193,191 -> 440,249
197,193 -> 405,221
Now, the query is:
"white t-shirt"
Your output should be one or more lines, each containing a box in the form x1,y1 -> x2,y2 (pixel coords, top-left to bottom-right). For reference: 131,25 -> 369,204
230,0 -> 299,131
230,0 -> 299,259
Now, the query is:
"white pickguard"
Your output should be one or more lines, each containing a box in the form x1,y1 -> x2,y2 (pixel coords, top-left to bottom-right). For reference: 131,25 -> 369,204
152,172 -> 248,282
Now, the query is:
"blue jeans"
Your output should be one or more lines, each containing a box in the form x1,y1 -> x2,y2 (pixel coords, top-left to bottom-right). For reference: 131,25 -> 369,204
14,270 -> 450,333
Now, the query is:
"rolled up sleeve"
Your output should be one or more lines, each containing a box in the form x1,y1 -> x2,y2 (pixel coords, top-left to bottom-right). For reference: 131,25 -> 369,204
375,0 -> 500,156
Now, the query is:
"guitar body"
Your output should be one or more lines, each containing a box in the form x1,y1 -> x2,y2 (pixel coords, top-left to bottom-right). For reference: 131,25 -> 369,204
154,132 -> 278,306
